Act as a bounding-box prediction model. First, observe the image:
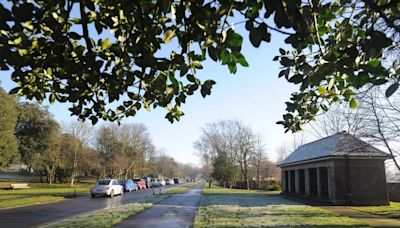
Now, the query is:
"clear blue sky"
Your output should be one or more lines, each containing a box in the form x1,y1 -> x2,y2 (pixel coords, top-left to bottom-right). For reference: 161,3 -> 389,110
0,26 -> 301,166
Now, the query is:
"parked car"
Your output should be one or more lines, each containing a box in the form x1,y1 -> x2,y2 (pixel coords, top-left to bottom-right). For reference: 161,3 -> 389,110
141,176 -> 152,188
132,178 -> 146,190
165,179 -> 174,185
91,179 -> 124,198
158,179 -> 166,186
173,178 -> 181,184
119,179 -> 138,192
151,178 -> 160,187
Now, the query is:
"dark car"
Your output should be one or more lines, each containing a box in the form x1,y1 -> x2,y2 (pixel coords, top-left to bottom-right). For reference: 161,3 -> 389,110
132,178 -> 146,190
119,179 -> 137,192
173,178 -> 181,184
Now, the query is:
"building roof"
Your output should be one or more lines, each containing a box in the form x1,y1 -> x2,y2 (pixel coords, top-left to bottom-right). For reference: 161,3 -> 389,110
280,132 -> 390,166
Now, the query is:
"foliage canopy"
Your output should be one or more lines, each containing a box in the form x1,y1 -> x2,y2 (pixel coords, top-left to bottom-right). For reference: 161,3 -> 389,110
1,0 -> 399,131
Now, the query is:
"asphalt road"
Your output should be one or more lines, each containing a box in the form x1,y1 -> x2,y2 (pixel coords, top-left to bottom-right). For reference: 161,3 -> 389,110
0,184 -> 184,228
116,182 -> 203,228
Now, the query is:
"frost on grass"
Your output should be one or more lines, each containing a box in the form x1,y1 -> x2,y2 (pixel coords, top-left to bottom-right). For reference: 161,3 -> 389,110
195,195 -> 368,227
44,195 -> 169,228
352,202 -> 400,219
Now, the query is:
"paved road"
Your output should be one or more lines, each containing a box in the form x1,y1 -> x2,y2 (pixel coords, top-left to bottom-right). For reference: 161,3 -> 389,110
0,184 -> 184,228
116,182 -> 203,228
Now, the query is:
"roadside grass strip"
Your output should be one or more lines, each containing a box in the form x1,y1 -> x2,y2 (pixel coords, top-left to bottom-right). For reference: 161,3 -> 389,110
42,195 -> 170,228
351,202 -> 400,219
0,196 -> 64,209
161,182 -> 198,194
203,184 -> 281,195
162,187 -> 188,194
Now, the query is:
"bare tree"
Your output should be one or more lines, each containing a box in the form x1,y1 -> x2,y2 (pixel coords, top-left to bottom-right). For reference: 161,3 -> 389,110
62,121 -> 93,186
194,120 -> 267,189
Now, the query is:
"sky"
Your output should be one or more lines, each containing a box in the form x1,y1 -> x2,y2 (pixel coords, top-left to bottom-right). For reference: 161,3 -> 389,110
0,18 -> 305,166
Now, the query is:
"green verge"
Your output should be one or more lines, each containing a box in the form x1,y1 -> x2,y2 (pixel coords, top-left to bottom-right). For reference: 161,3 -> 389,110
0,196 -> 64,209
202,183 -> 280,195
351,202 -> 400,219
161,182 -> 198,195
43,195 -> 170,228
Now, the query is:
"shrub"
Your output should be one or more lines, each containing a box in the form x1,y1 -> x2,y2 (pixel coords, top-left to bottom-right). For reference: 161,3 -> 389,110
266,184 -> 281,191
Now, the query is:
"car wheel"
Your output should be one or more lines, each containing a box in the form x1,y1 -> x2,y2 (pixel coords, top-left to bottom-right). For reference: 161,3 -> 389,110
91,194 -> 95,198
110,190 -> 114,198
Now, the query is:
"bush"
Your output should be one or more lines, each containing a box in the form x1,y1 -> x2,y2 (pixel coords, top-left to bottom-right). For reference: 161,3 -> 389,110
266,184 -> 281,191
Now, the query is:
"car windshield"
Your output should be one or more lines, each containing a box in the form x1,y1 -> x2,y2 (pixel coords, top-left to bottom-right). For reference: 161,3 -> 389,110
132,179 -> 141,182
119,180 -> 126,184
98,180 -> 111,185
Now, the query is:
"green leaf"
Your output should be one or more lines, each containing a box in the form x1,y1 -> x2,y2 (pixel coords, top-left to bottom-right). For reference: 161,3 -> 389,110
193,60 -> 203,69
317,86 -> 328,94
249,29 -> 262,47
279,48 -> 285,55
208,46 -> 218,61
367,59 -> 381,68
288,74 -> 303,84
200,80 -> 216,97
90,116 -> 98,125
385,83 -> 399,97
163,29 -> 176,44
17,49 -> 29,56
237,54 -> 249,67
220,50 -> 231,65
227,32 -> 243,47
101,38 -> 112,50
349,98 -> 358,109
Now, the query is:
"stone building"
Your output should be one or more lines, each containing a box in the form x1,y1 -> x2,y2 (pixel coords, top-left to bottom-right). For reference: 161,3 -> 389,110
279,132 -> 390,206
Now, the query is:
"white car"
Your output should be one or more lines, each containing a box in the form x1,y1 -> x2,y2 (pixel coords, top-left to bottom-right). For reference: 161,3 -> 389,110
151,178 -> 159,187
158,179 -> 166,186
165,179 -> 174,185
91,179 -> 124,198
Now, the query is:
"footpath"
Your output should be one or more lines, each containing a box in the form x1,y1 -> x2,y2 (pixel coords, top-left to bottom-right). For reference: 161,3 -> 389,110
116,182 -> 203,228
320,206 -> 400,228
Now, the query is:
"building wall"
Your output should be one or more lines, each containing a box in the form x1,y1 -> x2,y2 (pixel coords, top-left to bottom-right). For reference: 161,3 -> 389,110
281,158 -> 389,206
333,158 -> 388,206
387,182 -> 400,202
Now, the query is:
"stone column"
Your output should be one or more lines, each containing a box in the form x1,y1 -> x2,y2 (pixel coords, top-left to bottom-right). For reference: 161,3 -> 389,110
317,167 -> 322,198
305,168 -> 310,196
295,169 -> 300,194
328,165 -> 335,202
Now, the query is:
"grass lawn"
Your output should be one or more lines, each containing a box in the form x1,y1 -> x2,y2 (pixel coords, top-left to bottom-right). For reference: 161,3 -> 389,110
0,196 -> 64,209
203,184 -> 281,195
0,181 -> 92,209
162,182 -> 198,194
351,202 -> 400,219
195,186 -> 369,227
44,195 -> 170,228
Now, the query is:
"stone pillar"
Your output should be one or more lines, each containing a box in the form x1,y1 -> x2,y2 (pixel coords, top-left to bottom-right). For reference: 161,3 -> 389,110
288,170 -> 292,193
295,169 -> 300,194
328,165 -> 335,202
305,168 -> 310,196
317,167 -> 322,198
